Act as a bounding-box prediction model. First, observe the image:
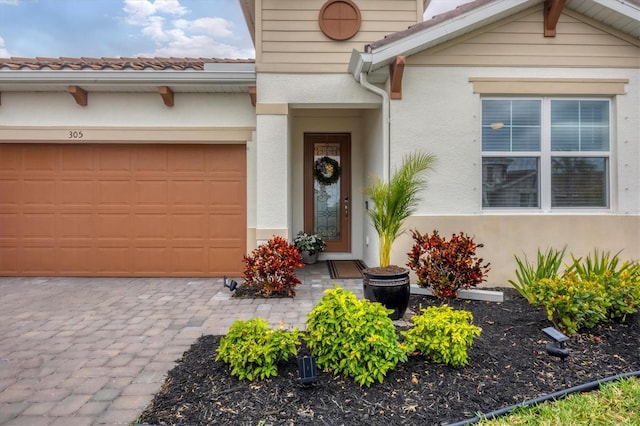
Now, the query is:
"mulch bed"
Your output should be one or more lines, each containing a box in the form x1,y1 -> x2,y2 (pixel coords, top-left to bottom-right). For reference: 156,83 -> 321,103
137,288 -> 640,425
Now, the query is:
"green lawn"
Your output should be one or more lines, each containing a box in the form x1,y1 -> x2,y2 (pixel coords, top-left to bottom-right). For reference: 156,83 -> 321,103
479,377 -> 640,426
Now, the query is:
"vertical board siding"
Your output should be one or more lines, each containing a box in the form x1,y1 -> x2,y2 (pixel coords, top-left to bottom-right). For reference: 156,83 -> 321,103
409,7 -> 640,68
258,0 -> 421,72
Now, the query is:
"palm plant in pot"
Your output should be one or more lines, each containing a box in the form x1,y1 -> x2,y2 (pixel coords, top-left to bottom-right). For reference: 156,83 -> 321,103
363,151 -> 436,319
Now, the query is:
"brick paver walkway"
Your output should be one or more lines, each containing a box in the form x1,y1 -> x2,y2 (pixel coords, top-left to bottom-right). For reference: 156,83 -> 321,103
0,263 -> 363,425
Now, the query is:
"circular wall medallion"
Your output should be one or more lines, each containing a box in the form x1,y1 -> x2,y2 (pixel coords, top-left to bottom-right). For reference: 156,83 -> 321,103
319,0 -> 361,41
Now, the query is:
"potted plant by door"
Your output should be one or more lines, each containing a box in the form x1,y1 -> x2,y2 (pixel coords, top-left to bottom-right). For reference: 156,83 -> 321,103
293,231 -> 327,264
363,151 -> 436,319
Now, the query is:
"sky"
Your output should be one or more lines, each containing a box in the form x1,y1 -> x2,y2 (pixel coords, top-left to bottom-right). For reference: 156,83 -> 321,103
0,0 -> 470,59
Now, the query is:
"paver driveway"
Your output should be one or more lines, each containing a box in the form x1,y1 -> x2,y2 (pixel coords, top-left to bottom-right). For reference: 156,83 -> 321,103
0,264 -> 362,425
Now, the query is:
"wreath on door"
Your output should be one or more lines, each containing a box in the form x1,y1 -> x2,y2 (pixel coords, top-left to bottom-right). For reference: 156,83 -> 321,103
314,156 -> 341,185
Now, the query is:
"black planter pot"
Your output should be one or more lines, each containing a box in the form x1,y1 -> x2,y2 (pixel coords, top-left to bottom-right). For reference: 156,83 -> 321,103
362,267 -> 410,320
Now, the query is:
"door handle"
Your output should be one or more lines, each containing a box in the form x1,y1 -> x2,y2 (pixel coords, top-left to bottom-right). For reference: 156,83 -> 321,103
344,197 -> 349,218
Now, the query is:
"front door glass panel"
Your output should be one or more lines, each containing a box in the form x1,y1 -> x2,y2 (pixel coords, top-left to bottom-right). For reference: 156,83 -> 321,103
314,143 -> 341,240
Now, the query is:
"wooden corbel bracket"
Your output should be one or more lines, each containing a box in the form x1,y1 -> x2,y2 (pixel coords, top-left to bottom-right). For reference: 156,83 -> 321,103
389,56 -> 406,100
159,86 -> 174,107
248,86 -> 256,107
68,85 -> 88,106
544,0 -> 565,37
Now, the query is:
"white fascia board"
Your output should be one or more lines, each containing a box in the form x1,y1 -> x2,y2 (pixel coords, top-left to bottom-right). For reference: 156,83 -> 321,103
592,0 -> 640,19
0,68 -> 256,86
202,62 -> 256,74
367,0 -> 536,72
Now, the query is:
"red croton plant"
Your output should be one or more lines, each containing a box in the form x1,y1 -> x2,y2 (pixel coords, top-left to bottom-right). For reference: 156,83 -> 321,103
407,230 -> 491,300
242,236 -> 304,297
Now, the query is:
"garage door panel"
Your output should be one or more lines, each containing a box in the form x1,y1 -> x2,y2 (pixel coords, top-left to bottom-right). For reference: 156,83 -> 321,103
58,213 -> 93,239
57,247 -> 94,274
22,213 -> 56,238
0,213 -> 18,239
210,180 -> 243,207
172,214 -> 206,240
133,247 -> 168,274
59,180 -> 93,205
171,247 -> 207,273
0,248 -> 19,274
97,148 -> 131,172
134,181 -> 168,206
1,143 -> 246,277
134,214 -> 169,239
209,248 -> 244,275
97,180 -> 131,205
23,146 -> 57,172
23,180 -> 56,206
134,147 -> 168,173
0,146 -> 20,171
0,179 -> 20,206
95,247 -> 132,273
21,247 -> 57,272
171,147 -> 206,173
210,214 -> 244,239
60,146 -> 93,172
207,147 -> 246,175
97,214 -> 131,238
170,181 -> 207,206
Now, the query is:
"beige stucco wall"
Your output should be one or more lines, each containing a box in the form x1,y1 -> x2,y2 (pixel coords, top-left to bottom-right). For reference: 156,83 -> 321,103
0,92 -> 256,127
372,64 -> 640,286
395,215 -> 640,287
392,66 -> 640,215
255,73 -> 381,253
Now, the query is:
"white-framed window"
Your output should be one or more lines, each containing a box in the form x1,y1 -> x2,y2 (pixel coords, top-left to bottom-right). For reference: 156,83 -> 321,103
481,98 -> 610,210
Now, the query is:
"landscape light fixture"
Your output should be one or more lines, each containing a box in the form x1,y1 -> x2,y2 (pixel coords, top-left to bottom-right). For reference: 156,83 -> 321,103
223,276 -> 238,292
298,355 -> 317,386
542,326 -> 570,365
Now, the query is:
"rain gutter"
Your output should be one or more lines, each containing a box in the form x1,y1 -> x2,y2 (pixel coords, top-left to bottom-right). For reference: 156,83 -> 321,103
0,62 -> 256,88
359,71 -> 390,182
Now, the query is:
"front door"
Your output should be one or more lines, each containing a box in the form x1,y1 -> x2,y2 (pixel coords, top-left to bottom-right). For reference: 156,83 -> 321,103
304,133 -> 351,252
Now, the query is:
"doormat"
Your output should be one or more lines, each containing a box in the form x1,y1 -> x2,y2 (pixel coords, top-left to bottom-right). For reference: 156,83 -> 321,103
327,260 -> 367,279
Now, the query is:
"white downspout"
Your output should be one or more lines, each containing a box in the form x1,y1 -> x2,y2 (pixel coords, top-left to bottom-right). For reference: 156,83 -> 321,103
359,72 -> 390,182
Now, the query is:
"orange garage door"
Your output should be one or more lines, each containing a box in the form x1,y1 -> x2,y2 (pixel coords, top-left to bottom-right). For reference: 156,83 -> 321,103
0,143 -> 246,277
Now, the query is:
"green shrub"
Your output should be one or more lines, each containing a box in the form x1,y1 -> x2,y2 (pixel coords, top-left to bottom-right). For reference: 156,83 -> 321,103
402,305 -> 481,367
305,287 -> 408,387
508,246 -> 566,300
530,274 -> 610,335
216,318 -> 302,381
567,250 -> 640,321
511,248 -> 640,334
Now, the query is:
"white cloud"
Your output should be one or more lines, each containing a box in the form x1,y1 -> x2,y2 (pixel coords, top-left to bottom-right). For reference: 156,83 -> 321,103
124,0 -> 252,58
0,36 -> 10,57
123,0 -> 186,26
174,17 -> 233,38
142,35 -> 253,58
141,16 -> 169,43
0,0 -> 19,5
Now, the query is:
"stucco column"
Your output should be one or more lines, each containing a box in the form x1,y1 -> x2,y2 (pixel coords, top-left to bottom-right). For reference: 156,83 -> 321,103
255,104 -> 291,242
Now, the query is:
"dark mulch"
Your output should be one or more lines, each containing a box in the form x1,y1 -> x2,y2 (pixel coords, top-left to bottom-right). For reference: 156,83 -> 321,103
137,289 -> 640,425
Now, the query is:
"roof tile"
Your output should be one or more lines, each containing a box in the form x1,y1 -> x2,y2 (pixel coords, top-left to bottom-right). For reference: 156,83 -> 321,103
0,57 -> 255,71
